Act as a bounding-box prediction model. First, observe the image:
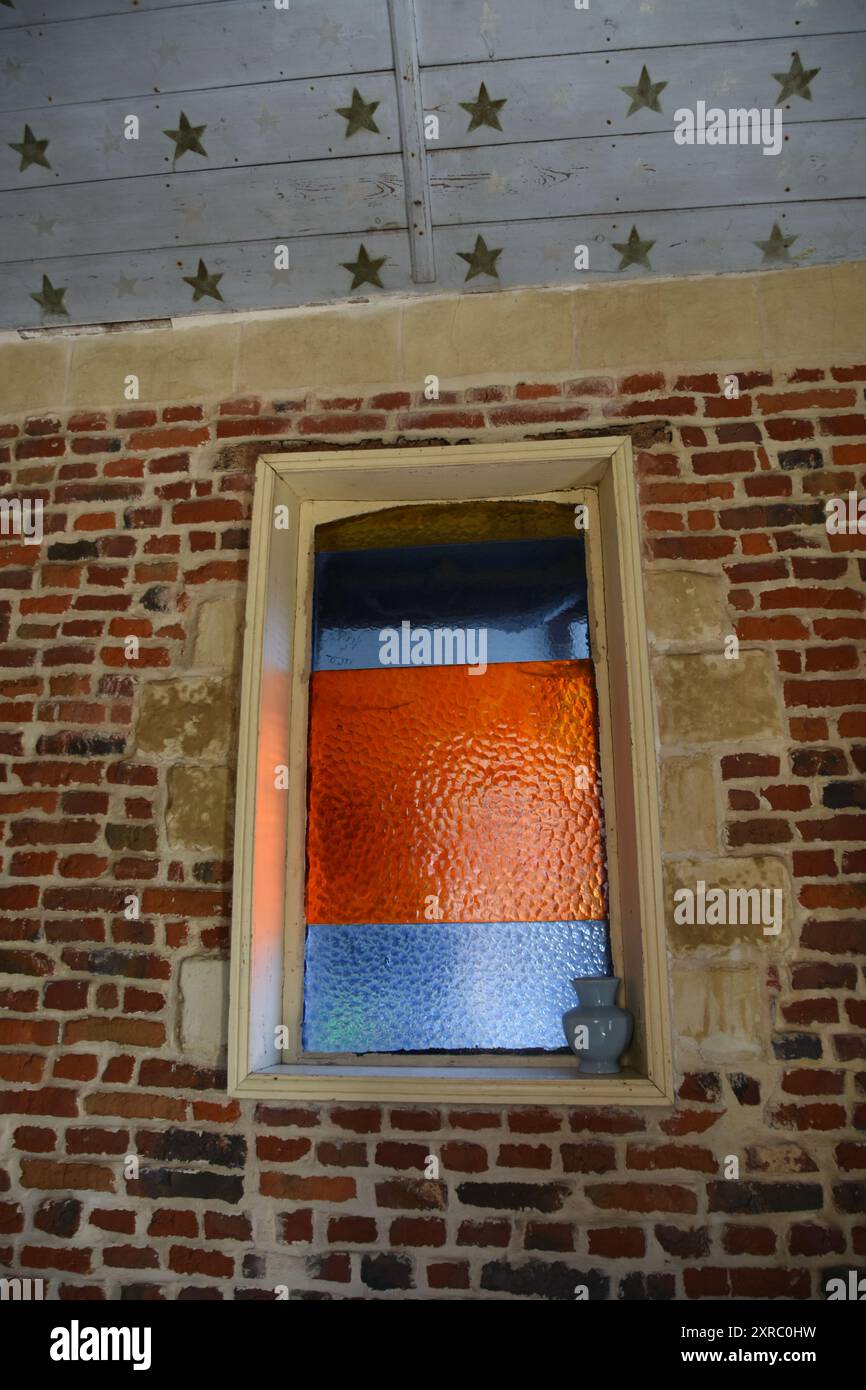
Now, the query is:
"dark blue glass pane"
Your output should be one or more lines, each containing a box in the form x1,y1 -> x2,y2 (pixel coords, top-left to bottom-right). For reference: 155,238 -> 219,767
312,535 -> 589,671
302,921 -> 611,1052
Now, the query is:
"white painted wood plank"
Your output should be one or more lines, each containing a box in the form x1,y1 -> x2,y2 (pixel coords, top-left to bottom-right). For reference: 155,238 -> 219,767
0,154 -> 406,263
430,200 -> 866,287
0,0 -> 393,111
421,34 -> 866,147
428,121 -> 866,224
387,0 -> 435,281
0,227 -> 412,327
3,200 -> 862,330
415,0 -> 866,66
0,0 -> 227,23
0,73 -> 401,192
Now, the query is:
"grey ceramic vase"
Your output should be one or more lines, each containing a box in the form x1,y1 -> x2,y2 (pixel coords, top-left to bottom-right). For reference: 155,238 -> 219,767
562,976 -> 633,1074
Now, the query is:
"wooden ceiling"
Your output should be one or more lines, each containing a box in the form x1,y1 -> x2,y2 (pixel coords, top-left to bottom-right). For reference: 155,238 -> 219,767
1,0 -> 865,331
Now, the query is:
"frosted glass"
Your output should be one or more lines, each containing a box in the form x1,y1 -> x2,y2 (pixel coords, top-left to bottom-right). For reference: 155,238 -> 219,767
302,921 -> 611,1053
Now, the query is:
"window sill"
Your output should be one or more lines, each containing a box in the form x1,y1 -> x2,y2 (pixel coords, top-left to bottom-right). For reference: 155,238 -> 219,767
230,1064 -> 673,1105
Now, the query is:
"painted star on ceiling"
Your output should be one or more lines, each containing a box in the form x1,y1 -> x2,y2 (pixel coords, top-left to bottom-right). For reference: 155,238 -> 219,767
2,59 -> 22,81
114,274 -> 138,297
457,234 -> 502,281
318,19 -> 343,46
255,107 -> 279,134
336,89 -> 380,137
31,275 -> 67,315
341,244 -> 386,290
157,41 -> 179,64
9,124 -> 50,172
31,214 -> 56,237
773,51 -> 820,103
613,226 -> 654,270
460,82 -> 507,133
101,126 -> 123,155
620,65 -> 667,117
182,259 -> 223,302
164,112 -> 208,160
754,223 -> 798,263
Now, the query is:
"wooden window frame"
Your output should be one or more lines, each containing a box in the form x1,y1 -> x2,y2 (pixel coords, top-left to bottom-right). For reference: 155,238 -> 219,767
227,439 -> 674,1104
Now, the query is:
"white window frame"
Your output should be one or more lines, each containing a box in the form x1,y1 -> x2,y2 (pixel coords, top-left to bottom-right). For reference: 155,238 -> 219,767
227,439 -> 673,1104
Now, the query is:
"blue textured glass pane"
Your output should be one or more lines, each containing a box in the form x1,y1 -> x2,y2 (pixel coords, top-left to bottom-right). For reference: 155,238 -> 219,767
312,535 -> 589,671
302,922 -> 611,1053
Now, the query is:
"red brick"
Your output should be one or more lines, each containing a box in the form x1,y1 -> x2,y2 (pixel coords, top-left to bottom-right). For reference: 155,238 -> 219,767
298,413 -> 387,435
427,1261 -> 470,1290
127,427 -> 209,451
203,1212 -> 252,1241
457,1219 -> 510,1248
90,1209 -> 135,1235
514,382 -> 561,399
20,1159 -> 112,1190
487,403 -> 588,427
326,1216 -> 375,1244
524,1220 -> 574,1252
588,1226 -> 645,1257
757,389 -> 855,413
692,449 -> 755,474
259,1174 -> 355,1201
497,1143 -> 551,1169
279,1210 -> 314,1244
782,1069 -> 844,1095
620,372 -> 665,394
390,1217 -> 446,1247
586,1183 -> 697,1214
329,1106 -> 381,1134
723,1225 -> 776,1255
441,1141 -> 488,1173
168,1245 -> 233,1278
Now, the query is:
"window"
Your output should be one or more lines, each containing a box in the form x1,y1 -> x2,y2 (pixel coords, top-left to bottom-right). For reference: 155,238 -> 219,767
304,500 -> 608,1055
228,439 -> 673,1104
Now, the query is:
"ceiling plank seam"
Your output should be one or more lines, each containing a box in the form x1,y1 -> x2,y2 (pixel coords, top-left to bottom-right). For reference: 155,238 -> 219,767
387,0 -> 435,283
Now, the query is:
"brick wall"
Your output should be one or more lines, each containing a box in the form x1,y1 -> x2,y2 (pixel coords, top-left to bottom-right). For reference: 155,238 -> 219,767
0,356 -> 864,1300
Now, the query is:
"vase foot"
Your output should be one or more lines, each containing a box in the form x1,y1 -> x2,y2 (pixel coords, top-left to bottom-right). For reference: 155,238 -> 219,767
578,1060 -> 621,1075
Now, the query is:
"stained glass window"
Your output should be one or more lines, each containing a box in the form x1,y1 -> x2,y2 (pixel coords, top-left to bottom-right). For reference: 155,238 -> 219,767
302,501 -> 610,1053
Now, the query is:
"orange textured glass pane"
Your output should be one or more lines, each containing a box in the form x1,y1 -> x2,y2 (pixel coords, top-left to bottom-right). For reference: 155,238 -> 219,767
305,660 -> 606,925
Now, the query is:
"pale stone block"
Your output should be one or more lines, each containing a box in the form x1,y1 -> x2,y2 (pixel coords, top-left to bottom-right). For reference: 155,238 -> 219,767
574,280 -> 665,370
645,571 -> 728,646
665,855 -> 791,953
193,595 -> 244,670
403,288 -> 574,380
167,765 -> 233,853
654,651 -> 783,745
239,303 -> 401,392
660,756 -> 717,853
658,274 -> 762,365
135,676 -> 234,759
180,957 -> 229,1061
758,264 -> 847,362
0,339 -> 70,415
69,324 -> 238,407
828,261 -> 866,358
672,963 -> 763,1061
